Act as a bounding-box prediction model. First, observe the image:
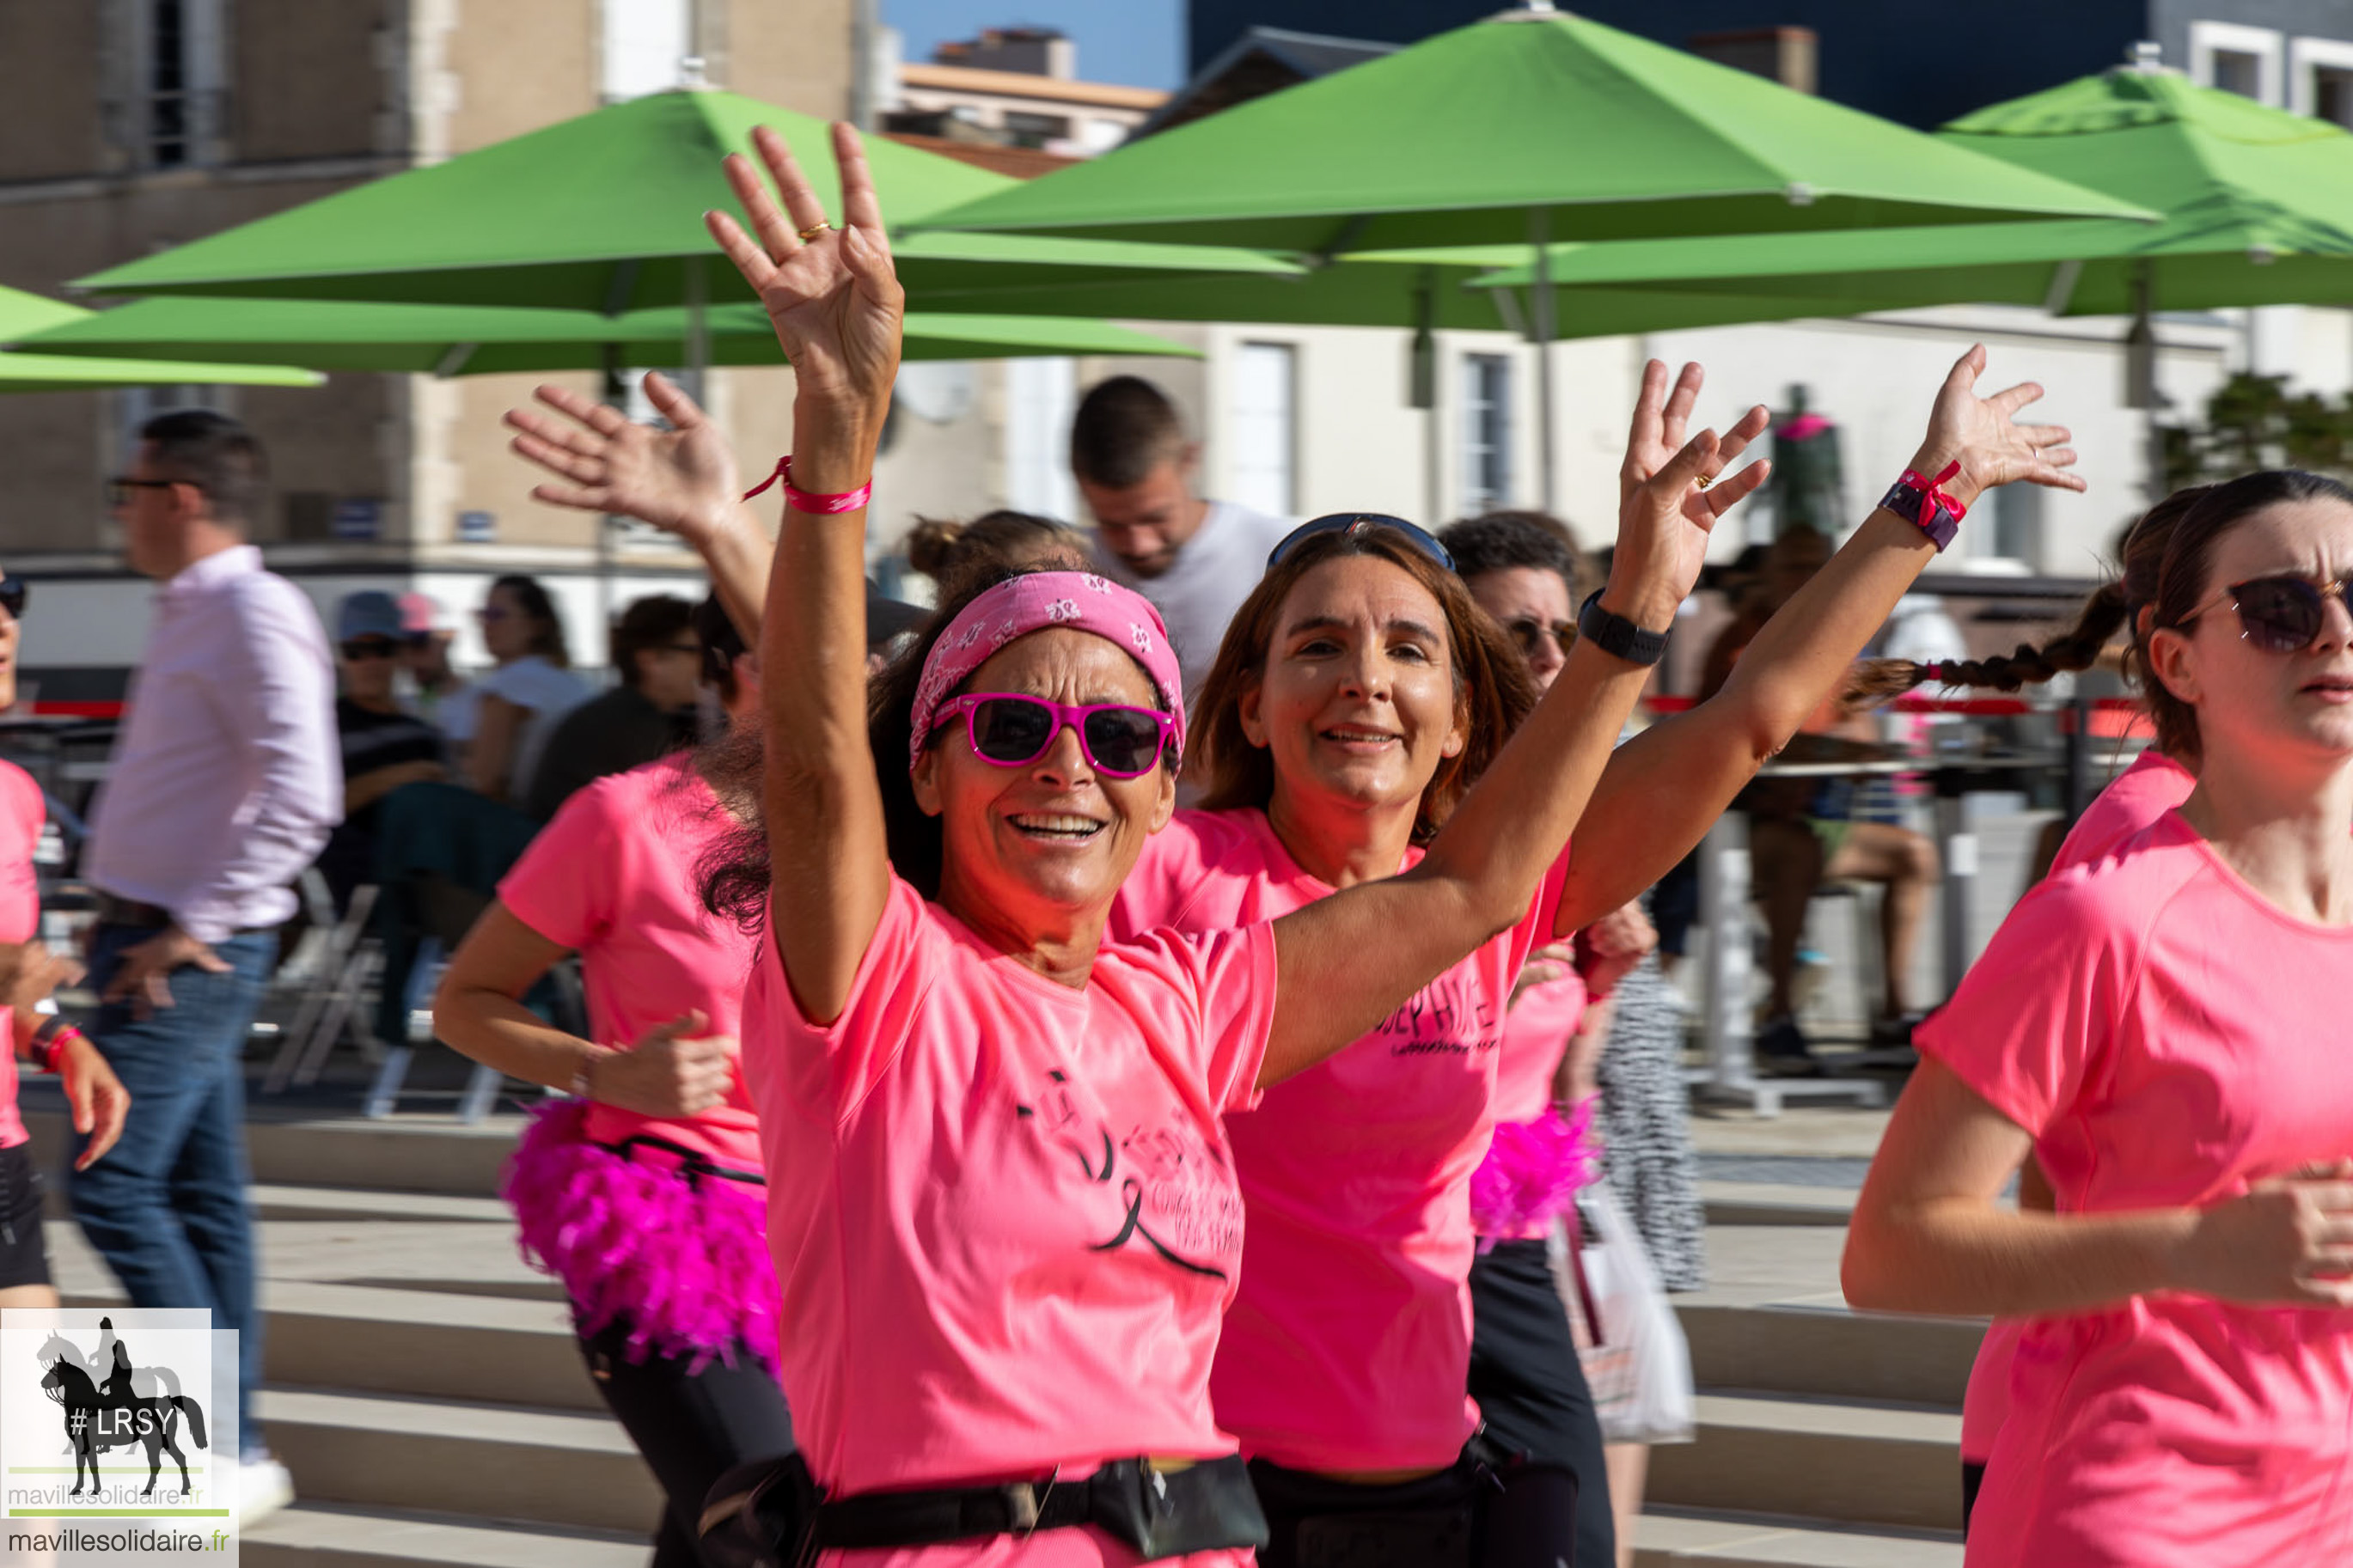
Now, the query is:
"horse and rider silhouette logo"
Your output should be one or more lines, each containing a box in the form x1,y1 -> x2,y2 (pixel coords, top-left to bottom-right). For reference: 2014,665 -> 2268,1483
35,1316 -> 209,1498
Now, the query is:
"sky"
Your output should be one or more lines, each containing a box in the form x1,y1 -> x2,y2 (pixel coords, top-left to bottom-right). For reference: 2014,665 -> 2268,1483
881,0 -> 1184,89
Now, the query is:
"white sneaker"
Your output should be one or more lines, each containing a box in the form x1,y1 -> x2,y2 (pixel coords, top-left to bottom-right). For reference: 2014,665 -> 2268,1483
237,1455 -> 295,1528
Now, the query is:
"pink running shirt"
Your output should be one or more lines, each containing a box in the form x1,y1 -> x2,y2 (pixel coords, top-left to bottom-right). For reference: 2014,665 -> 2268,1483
498,757 -> 761,1171
1494,972 -> 1587,1126
1112,808 -> 1572,1473
1919,811 -> 2353,1566
743,873 -> 1275,1566
0,761 -> 43,1150
1959,747 -> 2193,1463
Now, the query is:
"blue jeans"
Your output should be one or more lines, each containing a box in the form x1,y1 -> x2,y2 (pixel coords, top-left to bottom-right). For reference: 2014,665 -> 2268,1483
67,924 -> 274,1455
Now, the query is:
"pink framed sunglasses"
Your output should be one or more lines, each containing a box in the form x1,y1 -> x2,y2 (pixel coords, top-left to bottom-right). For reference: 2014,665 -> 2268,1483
927,693 -> 1175,778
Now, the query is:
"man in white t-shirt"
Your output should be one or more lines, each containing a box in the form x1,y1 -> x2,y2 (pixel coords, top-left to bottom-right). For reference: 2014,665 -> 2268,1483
1070,375 -> 1291,696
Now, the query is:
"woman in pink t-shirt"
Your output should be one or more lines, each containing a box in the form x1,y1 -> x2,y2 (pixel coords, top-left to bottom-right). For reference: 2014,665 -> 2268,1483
1846,470 -> 2353,1566
0,565 -> 130,1309
1105,353 -> 2083,1566
1849,484 -> 2209,1532
435,595 -> 793,1567
679,123 -> 1733,1567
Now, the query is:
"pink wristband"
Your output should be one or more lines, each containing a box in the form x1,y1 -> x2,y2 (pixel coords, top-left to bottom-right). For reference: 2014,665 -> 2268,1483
743,456 -> 872,515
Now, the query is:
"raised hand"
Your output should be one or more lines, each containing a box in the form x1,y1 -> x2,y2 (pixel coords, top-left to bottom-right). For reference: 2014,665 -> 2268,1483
1621,360 -> 1774,532
706,123 -> 903,415
1910,345 -> 2083,512
505,373 -> 739,545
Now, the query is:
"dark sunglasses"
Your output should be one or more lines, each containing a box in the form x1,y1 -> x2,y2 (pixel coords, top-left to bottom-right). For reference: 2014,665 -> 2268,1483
106,476 -> 178,507
1505,616 -> 1575,661
2183,574 -> 2353,654
0,579 -> 25,619
1267,513 -> 1456,573
340,638 -> 400,661
929,693 -> 1174,779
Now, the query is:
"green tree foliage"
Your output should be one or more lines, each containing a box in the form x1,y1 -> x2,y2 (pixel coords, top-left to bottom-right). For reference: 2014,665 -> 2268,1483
2164,373 -> 2353,489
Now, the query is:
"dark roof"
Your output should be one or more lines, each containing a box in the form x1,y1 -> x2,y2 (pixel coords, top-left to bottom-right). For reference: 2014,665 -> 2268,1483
1138,27 -> 1397,137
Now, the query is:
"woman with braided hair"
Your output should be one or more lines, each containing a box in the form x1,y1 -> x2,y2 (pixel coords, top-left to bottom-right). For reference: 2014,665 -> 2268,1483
1850,486 -> 2212,1534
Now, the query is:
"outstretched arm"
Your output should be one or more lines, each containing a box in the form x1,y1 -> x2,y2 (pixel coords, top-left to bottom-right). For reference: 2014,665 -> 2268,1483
505,372 -> 773,644
1554,345 -> 2084,932
706,123 -> 905,1024
1257,420 -> 1759,1086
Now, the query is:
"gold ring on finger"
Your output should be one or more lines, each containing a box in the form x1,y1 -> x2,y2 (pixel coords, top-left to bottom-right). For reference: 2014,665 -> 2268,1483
1694,472 -> 1715,491
798,221 -> 832,242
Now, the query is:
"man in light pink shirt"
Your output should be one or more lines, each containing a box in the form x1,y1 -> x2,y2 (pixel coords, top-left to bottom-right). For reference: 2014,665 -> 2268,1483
72,409 -> 339,1528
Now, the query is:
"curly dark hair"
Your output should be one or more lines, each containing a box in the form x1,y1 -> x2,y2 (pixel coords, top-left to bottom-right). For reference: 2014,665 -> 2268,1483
697,566 -> 1177,926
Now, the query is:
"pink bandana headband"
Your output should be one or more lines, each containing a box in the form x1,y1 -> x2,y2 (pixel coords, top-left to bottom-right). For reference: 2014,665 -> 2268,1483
908,571 -> 1186,773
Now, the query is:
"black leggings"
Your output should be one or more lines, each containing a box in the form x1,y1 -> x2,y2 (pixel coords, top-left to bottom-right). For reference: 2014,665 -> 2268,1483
1466,1238 -> 1614,1568
577,1317 -> 798,1568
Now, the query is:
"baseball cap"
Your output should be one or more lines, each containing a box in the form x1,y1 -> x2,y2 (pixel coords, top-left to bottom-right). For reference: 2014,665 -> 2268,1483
336,591 -> 406,643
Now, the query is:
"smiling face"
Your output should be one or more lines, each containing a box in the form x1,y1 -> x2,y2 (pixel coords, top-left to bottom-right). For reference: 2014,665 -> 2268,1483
1240,553 -> 1468,824
914,627 -> 1177,938
2148,496 -> 2353,771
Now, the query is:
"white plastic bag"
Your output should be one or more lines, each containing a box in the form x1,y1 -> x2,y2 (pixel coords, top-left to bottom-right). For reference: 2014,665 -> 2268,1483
1548,1175 -> 1695,1444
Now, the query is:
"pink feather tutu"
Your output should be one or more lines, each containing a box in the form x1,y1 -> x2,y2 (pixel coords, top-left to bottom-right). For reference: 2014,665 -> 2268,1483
503,1099 -> 778,1372
1470,1097 -> 1599,1248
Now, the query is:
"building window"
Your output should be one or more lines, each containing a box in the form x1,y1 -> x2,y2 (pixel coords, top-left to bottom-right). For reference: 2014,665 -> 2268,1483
1230,343 -> 1297,518
1986,481 -> 2042,569
1462,354 -> 1512,514
602,0 -> 691,103
2289,37 -> 2353,126
2190,21 -> 2283,105
138,0 -> 224,168
1003,111 -> 1074,149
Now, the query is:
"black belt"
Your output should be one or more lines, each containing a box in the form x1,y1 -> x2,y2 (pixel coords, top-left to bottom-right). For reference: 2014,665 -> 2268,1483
700,1452 -> 1266,1565
93,894 -> 272,936
93,894 -> 178,930
596,1132 -> 766,1191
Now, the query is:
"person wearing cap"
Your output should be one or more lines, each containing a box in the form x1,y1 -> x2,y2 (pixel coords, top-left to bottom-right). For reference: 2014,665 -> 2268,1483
394,591 -> 468,736
318,591 -> 448,908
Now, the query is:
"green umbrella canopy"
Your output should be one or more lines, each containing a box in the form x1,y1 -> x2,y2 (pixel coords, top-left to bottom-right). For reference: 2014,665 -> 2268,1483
0,281 -> 321,394
914,6 -> 2153,254
70,88 -> 1298,313
1472,65 -> 2353,316
10,296 -> 1201,375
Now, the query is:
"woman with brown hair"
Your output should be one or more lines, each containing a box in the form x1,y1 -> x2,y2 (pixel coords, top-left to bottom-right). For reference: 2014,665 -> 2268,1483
1108,353 -> 2085,1566
462,572 -> 590,803
906,510 -> 1090,601
1844,470 -> 2353,1565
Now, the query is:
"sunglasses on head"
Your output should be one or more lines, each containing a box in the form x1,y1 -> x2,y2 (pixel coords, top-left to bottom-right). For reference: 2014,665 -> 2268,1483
340,638 -> 399,662
2182,574 -> 2353,654
1267,513 -> 1456,573
0,579 -> 25,619
929,693 -> 1173,779
1504,616 -> 1574,660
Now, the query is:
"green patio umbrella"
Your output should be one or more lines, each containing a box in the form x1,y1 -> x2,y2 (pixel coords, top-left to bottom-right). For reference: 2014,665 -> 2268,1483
9,296 -> 1202,375
0,283 -> 321,394
916,5 -> 2151,253
918,3 -> 2151,507
70,85 -> 1298,315
1475,60 -> 2353,320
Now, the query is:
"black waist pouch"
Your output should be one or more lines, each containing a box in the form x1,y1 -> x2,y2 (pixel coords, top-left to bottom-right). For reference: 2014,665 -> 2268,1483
700,1451 -> 1266,1565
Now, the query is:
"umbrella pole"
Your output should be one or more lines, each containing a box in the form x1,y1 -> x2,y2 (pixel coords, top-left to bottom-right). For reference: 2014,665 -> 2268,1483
1529,209 -> 1558,516
687,253 -> 711,395
1414,268 -> 1440,524
600,341 -> 624,636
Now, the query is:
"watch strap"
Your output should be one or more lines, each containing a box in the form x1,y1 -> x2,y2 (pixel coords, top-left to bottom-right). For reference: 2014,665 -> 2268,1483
1575,590 -> 1671,668
1879,460 -> 1966,552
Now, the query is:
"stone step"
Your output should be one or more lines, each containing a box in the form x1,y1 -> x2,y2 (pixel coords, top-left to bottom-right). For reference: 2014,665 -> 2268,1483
244,1503 -> 643,1568
1647,1392 -> 1961,1533
43,1182 -> 516,1226
257,1387 -> 663,1534
1699,1182 -> 1854,1227
1678,1303 -> 1984,1408
1635,1505 -> 1962,1566
23,1101 -> 520,1197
